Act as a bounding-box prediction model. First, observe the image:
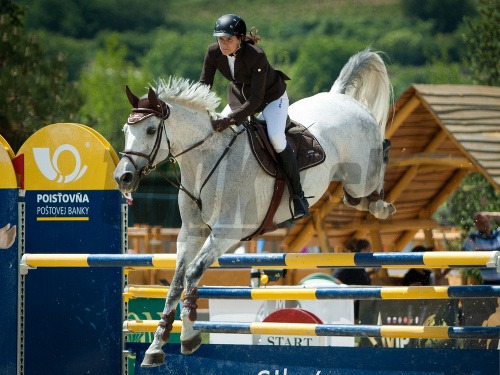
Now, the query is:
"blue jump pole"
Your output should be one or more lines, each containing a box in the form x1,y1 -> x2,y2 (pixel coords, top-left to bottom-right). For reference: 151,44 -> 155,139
21,250 -> 500,272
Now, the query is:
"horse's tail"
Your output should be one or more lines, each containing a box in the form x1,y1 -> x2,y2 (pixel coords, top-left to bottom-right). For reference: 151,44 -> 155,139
330,48 -> 393,136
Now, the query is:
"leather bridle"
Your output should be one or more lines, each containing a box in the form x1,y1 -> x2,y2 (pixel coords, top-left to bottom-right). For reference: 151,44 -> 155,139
120,101 -> 171,177
119,97 -> 244,210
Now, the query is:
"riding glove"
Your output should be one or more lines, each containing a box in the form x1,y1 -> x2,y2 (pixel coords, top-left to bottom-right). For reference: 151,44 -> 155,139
212,117 -> 235,132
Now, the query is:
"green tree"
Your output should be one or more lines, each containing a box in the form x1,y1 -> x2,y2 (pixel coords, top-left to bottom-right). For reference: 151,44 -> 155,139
377,28 -> 428,65
401,0 -> 475,33
140,30 -> 210,82
19,0 -> 165,38
0,0 -> 82,151
287,38 -> 366,101
435,172 -> 500,232
79,33 -> 153,151
140,30 -> 228,110
435,1 -> 500,236
463,0 -> 500,86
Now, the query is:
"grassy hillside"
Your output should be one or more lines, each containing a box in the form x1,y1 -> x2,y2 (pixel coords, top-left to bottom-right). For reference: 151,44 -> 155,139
21,0 -> 470,100
160,0 -> 401,30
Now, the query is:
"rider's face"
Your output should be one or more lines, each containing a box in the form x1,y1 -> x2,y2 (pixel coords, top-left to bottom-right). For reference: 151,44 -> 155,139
217,36 -> 240,55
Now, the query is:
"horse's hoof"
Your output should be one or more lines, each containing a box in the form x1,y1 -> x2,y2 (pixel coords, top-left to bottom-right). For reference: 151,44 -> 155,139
181,332 -> 202,355
141,350 -> 165,368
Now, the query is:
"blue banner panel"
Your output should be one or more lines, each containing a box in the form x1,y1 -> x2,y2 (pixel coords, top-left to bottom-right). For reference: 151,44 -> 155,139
24,190 -> 123,375
0,189 -> 19,375
24,190 -> 122,252
128,343 -> 499,375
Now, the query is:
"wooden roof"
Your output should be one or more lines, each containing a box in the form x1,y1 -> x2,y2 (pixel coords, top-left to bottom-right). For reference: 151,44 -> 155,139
280,84 -> 500,253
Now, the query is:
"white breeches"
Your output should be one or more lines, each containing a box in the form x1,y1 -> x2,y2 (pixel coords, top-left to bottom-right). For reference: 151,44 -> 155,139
222,91 -> 289,153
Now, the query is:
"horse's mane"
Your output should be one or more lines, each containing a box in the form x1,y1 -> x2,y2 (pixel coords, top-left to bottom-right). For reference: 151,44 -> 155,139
155,77 -> 221,112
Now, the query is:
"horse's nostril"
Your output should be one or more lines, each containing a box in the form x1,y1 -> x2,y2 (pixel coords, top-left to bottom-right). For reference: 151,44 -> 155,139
120,172 -> 134,184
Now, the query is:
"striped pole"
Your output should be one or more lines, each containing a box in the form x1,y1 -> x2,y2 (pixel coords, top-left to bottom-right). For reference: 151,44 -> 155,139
122,285 -> 500,302
20,251 -> 500,274
123,320 -> 500,340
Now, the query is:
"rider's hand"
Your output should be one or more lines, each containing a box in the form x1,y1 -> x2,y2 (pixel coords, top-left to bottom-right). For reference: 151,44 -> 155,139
212,117 -> 235,132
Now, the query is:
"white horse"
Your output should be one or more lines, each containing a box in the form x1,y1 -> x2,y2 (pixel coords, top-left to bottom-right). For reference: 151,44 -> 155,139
114,49 -> 395,367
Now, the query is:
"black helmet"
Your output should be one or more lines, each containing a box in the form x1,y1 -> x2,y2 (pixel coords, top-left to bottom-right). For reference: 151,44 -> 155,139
213,14 -> 246,37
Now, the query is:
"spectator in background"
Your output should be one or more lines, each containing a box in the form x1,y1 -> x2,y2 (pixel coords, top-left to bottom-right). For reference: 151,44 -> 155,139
332,238 -> 373,323
402,245 -> 433,286
462,212 -> 500,285
332,238 -> 372,285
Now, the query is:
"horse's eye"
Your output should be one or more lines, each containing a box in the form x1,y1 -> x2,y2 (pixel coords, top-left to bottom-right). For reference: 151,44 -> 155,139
146,126 -> 156,135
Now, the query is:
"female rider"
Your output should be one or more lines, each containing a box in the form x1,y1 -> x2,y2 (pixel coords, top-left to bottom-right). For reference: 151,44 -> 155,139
199,14 -> 309,219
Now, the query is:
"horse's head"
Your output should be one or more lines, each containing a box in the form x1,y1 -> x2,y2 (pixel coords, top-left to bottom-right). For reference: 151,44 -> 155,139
114,85 -> 171,193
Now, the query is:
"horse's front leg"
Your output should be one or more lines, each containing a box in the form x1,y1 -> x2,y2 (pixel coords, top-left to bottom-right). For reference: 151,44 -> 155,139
180,230 -> 241,355
141,226 -> 208,368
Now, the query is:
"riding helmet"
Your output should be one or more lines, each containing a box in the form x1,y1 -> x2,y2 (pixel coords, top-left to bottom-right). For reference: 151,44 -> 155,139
213,14 -> 246,37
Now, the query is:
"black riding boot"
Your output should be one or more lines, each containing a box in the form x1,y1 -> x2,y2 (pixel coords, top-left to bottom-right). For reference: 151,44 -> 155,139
277,144 -> 310,219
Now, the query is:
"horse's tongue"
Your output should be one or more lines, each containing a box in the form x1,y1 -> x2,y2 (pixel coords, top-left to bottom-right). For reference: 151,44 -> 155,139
123,192 -> 133,206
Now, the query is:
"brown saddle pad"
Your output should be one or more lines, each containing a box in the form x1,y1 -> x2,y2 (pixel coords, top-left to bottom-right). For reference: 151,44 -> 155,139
245,118 -> 326,177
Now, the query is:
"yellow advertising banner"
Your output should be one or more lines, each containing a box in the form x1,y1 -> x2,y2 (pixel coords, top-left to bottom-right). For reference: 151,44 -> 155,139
16,123 -> 119,190
0,134 -> 17,188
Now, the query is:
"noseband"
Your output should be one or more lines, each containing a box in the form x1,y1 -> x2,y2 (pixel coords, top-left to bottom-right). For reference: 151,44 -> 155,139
120,100 -> 171,177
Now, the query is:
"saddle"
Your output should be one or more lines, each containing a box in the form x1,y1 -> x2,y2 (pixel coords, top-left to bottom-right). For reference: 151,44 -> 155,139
246,117 -> 326,177
241,117 -> 325,240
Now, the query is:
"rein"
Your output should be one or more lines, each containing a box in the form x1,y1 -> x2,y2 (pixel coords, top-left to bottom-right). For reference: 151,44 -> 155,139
161,126 -> 245,210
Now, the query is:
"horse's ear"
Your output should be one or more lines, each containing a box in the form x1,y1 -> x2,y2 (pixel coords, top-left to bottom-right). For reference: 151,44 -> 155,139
148,87 -> 161,109
125,85 -> 139,108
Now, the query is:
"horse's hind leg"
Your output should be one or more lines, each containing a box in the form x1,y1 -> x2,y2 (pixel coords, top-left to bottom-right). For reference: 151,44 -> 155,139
368,198 -> 395,219
141,226 -> 208,368
344,184 -> 395,219
342,139 -> 395,219
343,188 -> 370,211
180,231 -> 241,355
367,139 -> 395,219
